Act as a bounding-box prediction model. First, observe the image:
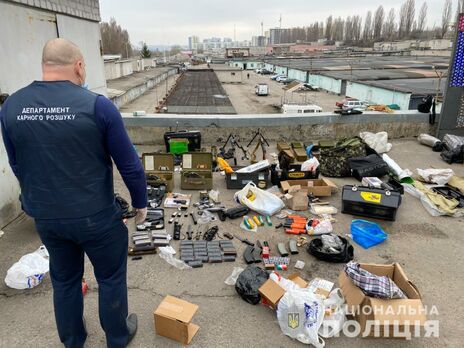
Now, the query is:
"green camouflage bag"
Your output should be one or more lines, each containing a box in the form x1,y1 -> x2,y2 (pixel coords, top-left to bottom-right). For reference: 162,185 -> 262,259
319,137 -> 367,177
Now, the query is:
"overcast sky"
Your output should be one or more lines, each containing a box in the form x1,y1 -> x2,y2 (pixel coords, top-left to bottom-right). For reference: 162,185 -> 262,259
100,0 -> 456,46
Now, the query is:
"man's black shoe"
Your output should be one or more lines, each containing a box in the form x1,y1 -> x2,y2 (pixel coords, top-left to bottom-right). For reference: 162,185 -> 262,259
126,313 -> 138,346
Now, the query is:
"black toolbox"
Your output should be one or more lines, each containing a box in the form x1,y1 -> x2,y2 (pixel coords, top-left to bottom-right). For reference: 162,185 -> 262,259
164,130 -> 201,152
341,185 -> 402,221
226,166 -> 270,189
272,163 -> 320,186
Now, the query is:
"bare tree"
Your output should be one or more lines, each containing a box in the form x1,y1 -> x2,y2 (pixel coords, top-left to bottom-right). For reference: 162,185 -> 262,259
373,6 -> 385,40
383,8 -> 396,40
439,0 -> 452,38
345,16 -> 353,42
352,15 -> 362,42
325,16 -> 333,40
362,11 -> 373,41
416,2 -> 428,38
404,0 -> 416,38
100,17 -> 133,58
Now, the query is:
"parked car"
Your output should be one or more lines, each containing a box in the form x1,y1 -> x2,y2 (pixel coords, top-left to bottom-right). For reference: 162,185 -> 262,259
281,78 -> 296,85
275,75 -> 288,82
303,83 -> 319,91
270,74 -> 285,80
260,69 -> 272,75
342,100 -> 367,111
335,97 -> 357,108
255,83 -> 269,96
255,68 -> 263,74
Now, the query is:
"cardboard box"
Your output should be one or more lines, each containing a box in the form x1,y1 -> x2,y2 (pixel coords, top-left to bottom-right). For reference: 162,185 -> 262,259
338,263 -> 426,338
154,295 -> 200,345
307,278 -> 334,298
285,191 -> 308,211
281,178 -> 337,197
288,274 -> 309,289
259,279 -> 286,309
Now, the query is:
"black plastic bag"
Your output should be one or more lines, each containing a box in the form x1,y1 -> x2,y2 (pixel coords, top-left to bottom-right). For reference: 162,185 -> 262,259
307,235 -> 354,263
348,154 -> 389,181
235,266 -> 269,305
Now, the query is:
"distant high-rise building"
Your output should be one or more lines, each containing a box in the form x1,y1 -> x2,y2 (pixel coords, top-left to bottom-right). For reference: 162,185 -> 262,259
269,28 -> 282,45
252,35 -> 266,47
188,36 -> 200,50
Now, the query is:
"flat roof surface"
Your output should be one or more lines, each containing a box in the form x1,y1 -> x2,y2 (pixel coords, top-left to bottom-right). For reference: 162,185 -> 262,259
264,56 -> 450,72
320,68 -> 448,81
356,77 -> 447,95
106,68 -> 174,98
166,69 -> 236,114
1,139 -> 463,347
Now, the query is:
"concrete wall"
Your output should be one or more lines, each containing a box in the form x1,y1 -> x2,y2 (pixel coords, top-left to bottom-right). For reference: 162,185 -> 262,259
5,0 -> 101,21
308,74 -> 342,94
0,0 -> 105,227
56,14 -> 107,95
122,111 -> 434,146
288,68 -> 308,82
110,69 -> 177,109
346,81 -> 411,110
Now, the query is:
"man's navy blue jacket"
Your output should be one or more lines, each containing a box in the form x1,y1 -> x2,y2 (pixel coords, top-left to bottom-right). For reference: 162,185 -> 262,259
0,80 -> 147,219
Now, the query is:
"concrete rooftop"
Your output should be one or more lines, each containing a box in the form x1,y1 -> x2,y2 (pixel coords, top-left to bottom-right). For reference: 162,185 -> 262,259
263,56 -> 450,72
0,139 -> 463,347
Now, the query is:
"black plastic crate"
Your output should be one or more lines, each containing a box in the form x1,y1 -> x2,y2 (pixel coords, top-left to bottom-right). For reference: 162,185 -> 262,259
226,167 -> 270,189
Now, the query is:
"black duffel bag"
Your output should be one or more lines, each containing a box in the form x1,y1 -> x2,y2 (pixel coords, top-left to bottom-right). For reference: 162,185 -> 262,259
307,235 -> 354,263
348,153 -> 389,181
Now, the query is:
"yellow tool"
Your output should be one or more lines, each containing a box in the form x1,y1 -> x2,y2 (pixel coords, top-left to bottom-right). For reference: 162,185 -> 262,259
252,216 -> 261,226
216,157 -> 234,174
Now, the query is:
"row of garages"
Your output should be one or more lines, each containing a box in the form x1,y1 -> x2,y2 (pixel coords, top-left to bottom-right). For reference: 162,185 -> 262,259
228,57 -> 448,110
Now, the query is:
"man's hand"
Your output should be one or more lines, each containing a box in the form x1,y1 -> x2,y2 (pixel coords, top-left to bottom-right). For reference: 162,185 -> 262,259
135,208 -> 147,225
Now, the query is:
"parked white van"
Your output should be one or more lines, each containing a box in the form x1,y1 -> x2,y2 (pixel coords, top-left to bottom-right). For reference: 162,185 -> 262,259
282,104 -> 323,114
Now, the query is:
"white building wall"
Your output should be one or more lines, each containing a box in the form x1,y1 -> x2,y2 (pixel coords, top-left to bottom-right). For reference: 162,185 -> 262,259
346,82 -> 411,110
288,69 -> 307,82
0,1 -> 106,227
56,14 -> 107,95
308,74 -> 342,94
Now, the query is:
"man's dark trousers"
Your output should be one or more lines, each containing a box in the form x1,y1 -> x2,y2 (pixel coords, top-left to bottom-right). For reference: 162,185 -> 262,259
34,203 -> 129,348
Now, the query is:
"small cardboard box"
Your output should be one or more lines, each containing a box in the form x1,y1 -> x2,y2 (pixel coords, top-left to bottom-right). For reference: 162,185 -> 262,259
288,274 -> 309,288
154,295 -> 200,345
281,178 -> 337,197
259,279 -> 286,309
338,263 -> 426,338
285,191 -> 308,211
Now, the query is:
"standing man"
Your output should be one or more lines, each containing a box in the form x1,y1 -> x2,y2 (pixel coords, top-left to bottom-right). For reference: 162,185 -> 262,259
0,38 -> 146,348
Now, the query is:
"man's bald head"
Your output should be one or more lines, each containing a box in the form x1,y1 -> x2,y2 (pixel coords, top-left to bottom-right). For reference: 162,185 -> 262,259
41,38 -> 86,86
42,38 -> 84,66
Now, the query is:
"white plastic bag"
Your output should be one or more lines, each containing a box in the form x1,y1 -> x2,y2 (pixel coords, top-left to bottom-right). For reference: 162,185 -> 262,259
158,246 -> 191,270
301,157 -> 320,172
5,246 -> 49,289
359,131 -> 392,153
277,288 -> 325,347
234,182 -> 285,216
417,168 -> 454,186
319,289 -> 346,338
269,272 -> 301,291
224,267 -> 244,285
